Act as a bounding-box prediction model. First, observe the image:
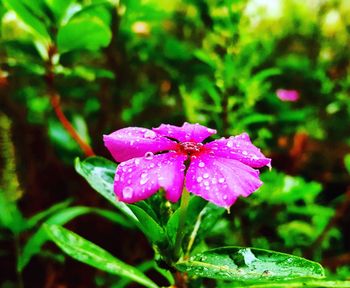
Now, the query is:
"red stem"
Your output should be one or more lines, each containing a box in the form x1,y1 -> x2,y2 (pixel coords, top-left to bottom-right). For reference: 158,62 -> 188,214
46,44 -> 95,157
50,93 -> 95,157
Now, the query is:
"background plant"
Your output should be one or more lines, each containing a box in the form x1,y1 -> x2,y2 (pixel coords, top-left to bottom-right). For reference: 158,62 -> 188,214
0,0 -> 349,287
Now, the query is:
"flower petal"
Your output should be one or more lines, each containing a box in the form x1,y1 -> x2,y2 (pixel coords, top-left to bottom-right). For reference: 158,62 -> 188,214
104,127 -> 177,162
185,153 -> 262,208
205,133 -> 271,168
153,122 -> 216,143
276,89 -> 299,102
114,152 -> 186,203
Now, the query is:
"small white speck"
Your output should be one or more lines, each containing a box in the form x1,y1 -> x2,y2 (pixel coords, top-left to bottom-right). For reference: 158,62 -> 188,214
144,130 -> 156,139
122,187 -> 133,199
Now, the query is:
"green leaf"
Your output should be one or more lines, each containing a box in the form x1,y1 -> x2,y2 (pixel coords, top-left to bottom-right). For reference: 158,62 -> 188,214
75,157 -> 138,222
128,204 -> 166,244
176,247 -> 325,281
26,198 -> 73,229
3,0 -> 50,40
114,260 -> 174,288
218,280 -> 350,287
45,0 -> 72,23
166,196 -> 225,252
57,17 -> 111,54
0,191 -> 26,234
92,208 -> 135,229
44,224 -> 159,288
344,154 -> 350,174
18,206 -> 92,271
183,201 -> 225,253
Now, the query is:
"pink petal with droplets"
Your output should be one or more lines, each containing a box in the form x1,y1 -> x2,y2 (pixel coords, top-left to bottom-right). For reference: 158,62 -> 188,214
152,122 -> 216,143
104,127 -> 177,162
114,152 -> 187,203
185,153 -> 262,208
205,133 -> 271,168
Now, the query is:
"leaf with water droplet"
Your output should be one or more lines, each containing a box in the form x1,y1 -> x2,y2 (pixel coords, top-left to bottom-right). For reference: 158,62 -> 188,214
176,246 -> 325,281
75,157 -> 138,222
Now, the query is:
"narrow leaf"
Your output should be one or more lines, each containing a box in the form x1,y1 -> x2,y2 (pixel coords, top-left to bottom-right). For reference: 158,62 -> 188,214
18,206 -> 91,271
45,224 -> 159,288
26,198 -> 73,229
128,204 -> 166,244
3,0 -> 50,40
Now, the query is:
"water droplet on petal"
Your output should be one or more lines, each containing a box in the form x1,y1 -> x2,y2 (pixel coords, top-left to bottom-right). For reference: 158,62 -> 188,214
218,178 -> 225,183
203,180 -> 209,186
128,168 -> 132,172
140,172 -> 150,185
144,130 -> 156,138
242,151 -> 248,155
144,152 -> 154,160
227,140 -> 234,148
203,173 -> 209,179
140,177 -> 149,185
197,176 -> 203,183
122,187 -> 133,199
115,174 -> 120,181
198,162 -> 205,168
223,194 -> 228,200
149,163 -> 155,168
135,159 -> 140,165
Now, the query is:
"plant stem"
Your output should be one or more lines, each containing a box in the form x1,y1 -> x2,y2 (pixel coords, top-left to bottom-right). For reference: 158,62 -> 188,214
185,208 -> 205,257
174,188 -> 190,261
49,94 -> 95,157
45,45 -> 95,158
14,233 -> 24,288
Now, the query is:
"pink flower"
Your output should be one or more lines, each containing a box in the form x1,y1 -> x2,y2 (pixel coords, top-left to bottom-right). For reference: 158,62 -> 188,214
276,89 -> 300,102
104,123 -> 271,208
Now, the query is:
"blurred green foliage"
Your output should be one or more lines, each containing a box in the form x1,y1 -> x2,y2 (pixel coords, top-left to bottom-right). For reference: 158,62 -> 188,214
0,0 -> 350,287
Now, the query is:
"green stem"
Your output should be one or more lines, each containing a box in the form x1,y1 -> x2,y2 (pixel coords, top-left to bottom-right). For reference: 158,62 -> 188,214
185,207 -> 205,257
173,188 -> 190,261
14,233 -> 24,288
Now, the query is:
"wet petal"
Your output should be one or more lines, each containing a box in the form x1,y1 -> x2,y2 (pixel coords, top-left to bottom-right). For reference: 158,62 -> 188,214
104,127 -> 177,162
186,153 -> 262,208
114,152 -> 186,203
205,133 -> 271,168
153,122 -> 216,143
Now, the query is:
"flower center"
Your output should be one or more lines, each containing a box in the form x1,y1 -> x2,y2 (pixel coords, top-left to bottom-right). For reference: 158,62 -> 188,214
178,141 -> 205,156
